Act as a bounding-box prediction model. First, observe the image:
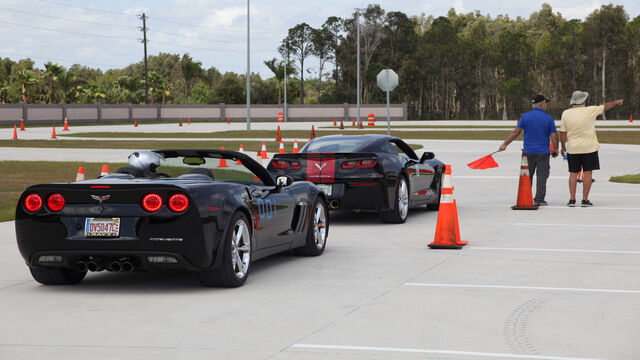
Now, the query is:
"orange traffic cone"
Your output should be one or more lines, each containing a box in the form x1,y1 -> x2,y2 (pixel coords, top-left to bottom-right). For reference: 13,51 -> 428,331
352,118 -> 356,127
20,118 -> 25,131
333,118 -> 337,126
187,116 -> 191,125
340,119 -> 344,130
429,165 -> 467,249
134,118 -> 138,127
227,117 -> 230,125
218,147 -> 228,168
511,153 -> 538,210
179,119 -> 183,127
292,140 -> 299,153
51,124 -> 57,139
278,112 -> 284,123
276,126 -> 282,142
63,116 -> 69,131
75,166 -> 85,182
630,114 -> 633,123
278,141 -> 285,154
100,164 -> 109,177
236,144 -> 244,165
12,124 -> 18,140
309,125 -> 316,140
261,142 -> 268,160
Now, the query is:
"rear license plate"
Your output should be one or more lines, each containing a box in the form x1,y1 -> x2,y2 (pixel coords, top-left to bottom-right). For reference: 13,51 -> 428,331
317,184 -> 332,196
84,218 -> 120,237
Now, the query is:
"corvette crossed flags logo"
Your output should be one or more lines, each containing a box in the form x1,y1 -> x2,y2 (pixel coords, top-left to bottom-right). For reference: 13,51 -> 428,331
91,195 -> 111,204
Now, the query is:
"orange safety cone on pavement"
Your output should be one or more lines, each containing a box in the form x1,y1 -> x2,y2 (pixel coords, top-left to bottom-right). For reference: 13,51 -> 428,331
333,118 -> 337,126
236,144 -> 244,165
511,153 -> 538,210
51,124 -> 57,139
134,118 -> 138,127
367,113 -> 375,127
352,118 -> 356,127
429,165 -> 467,249
217,147 -> 228,168
292,140 -> 299,153
100,164 -> 109,177
261,142 -> 268,160
12,124 -> 18,140
276,126 -> 282,142
227,117 -> 230,125
187,117 -> 191,125
20,118 -> 25,131
358,120 -> 364,129
75,166 -> 85,182
278,141 -> 285,154
340,119 -> 344,130
630,114 -> 633,123
309,125 -> 316,140
63,116 -> 69,131
179,119 -> 183,127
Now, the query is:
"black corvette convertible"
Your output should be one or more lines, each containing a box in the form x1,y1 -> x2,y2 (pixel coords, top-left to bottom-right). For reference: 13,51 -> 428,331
16,150 -> 329,287
267,135 -> 445,223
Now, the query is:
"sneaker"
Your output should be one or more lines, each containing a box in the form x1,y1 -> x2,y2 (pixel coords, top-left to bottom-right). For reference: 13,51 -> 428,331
581,200 -> 593,207
567,199 -> 576,207
535,201 -> 548,206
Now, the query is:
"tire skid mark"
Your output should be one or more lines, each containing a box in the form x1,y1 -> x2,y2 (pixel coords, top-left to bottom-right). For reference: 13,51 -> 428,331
502,294 -> 553,356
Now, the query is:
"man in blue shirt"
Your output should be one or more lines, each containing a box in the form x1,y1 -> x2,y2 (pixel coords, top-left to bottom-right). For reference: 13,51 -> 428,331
498,94 -> 559,206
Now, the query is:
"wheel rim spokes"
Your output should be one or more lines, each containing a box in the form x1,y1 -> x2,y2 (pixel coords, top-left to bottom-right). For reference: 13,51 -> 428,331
399,180 -> 408,219
231,219 -> 250,278
313,204 -> 326,249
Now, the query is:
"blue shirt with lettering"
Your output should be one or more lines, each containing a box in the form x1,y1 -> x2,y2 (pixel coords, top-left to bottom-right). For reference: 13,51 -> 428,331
517,108 -> 557,154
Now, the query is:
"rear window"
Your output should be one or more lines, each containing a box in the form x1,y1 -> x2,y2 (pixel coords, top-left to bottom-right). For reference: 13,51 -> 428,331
303,138 -> 370,153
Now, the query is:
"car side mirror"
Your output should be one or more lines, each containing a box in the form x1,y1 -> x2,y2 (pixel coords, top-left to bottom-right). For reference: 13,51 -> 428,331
420,152 -> 435,163
276,175 -> 294,187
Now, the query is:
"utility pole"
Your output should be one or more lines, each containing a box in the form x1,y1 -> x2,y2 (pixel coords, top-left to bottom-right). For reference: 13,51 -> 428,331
355,9 -> 362,128
284,44 -> 288,122
139,13 -> 149,104
246,0 -> 251,130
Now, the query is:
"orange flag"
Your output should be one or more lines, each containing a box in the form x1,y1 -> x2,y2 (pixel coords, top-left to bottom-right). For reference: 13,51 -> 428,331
467,153 -> 499,170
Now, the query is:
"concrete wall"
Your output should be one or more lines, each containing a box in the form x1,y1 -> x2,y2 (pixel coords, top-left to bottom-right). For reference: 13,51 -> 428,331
0,103 -> 407,125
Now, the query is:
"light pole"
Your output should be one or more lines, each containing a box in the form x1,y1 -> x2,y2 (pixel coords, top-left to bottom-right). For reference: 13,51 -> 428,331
283,46 -> 288,122
246,0 -> 251,130
355,8 -> 362,128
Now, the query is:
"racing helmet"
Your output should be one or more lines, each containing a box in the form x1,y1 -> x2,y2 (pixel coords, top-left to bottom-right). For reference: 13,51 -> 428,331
128,151 -> 165,177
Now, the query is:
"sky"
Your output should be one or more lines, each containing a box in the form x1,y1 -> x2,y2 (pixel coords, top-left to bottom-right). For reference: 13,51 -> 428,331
1,0 -> 639,78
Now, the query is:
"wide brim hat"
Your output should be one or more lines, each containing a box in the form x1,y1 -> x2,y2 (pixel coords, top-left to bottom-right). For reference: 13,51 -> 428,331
570,91 -> 589,105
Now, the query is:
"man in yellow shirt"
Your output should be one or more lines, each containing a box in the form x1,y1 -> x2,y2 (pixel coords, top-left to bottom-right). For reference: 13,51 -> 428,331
559,90 -> 623,207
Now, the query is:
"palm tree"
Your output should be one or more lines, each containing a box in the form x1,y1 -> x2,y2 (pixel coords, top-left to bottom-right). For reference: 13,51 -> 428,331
147,71 -> 164,104
15,69 -> 38,103
157,81 -> 173,104
43,62 -> 64,103
85,81 -> 106,103
180,54 -> 202,104
57,72 -> 86,103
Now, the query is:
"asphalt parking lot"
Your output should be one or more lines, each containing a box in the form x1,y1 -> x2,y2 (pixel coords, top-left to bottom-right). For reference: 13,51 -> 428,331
1,138 -> 639,360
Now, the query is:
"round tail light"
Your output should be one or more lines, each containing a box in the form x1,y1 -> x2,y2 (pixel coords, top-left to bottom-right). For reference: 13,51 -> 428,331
168,194 -> 189,212
142,193 -> 162,212
47,194 -> 65,212
24,194 -> 43,212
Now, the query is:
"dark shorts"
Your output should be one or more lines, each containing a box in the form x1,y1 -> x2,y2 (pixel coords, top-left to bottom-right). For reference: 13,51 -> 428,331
567,151 -> 600,173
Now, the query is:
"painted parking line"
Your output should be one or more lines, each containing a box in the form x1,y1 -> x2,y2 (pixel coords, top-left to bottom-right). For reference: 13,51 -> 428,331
455,176 -> 567,179
590,194 -> 640,197
291,344 -> 604,360
404,283 -> 640,294
545,206 -> 640,210
514,222 -> 640,229
470,247 -> 640,255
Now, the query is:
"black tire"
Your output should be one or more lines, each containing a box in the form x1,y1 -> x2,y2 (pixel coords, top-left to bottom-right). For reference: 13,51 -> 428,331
426,169 -> 444,211
198,211 -> 252,287
380,175 -> 409,224
295,197 -> 329,256
29,266 -> 86,285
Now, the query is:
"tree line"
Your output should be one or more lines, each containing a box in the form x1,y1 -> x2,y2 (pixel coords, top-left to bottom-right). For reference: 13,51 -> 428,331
1,3 -> 638,120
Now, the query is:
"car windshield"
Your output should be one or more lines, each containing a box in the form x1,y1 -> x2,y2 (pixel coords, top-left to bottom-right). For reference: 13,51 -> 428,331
302,137 -> 370,153
157,155 -> 256,181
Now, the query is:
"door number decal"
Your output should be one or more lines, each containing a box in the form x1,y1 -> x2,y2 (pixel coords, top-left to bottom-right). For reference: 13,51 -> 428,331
257,198 -> 277,219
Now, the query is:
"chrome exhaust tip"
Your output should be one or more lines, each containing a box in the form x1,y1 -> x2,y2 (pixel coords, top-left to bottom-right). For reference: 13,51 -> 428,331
121,260 -> 134,272
108,261 -> 122,272
76,260 -> 88,272
87,258 -> 104,272
329,200 -> 340,209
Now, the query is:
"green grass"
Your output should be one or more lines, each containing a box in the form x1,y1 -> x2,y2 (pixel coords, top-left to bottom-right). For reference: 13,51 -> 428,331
609,174 -> 640,184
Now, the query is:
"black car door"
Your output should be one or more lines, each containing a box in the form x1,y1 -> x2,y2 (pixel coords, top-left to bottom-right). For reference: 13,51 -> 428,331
250,185 -> 296,249
389,139 -> 431,205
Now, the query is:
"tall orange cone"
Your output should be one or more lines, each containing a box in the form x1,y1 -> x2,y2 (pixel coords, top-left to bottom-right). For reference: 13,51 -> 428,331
340,119 -> 344,130
179,119 -> 183,127
20,118 -> 25,131
278,141 -> 285,154
63,116 -> 69,131
75,166 -> 85,182
429,165 -> 468,249
358,119 -> 364,129
292,140 -> 299,153
261,142 -> 268,160
187,116 -> 191,125
12,124 -> 18,140
352,118 -> 356,127
51,124 -> 57,139
217,147 -> 228,167
236,144 -> 244,165
134,118 -> 138,127
227,117 -> 230,125
309,125 -> 316,140
333,118 -> 337,126
276,126 -> 282,142
630,114 -> 633,123
100,164 -> 109,177
511,153 -> 538,210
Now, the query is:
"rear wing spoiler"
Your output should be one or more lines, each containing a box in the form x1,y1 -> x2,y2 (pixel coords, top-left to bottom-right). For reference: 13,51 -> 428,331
271,153 -> 378,160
